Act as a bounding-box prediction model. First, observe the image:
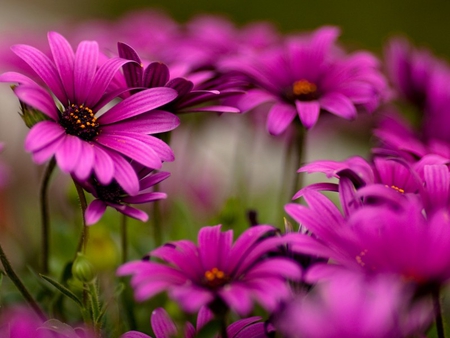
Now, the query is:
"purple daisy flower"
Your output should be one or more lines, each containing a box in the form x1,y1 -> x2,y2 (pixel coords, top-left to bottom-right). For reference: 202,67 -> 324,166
223,26 -> 388,134
116,42 -> 241,114
117,224 -> 301,316
0,31 -> 179,195
122,306 -> 271,338
79,162 -> 170,225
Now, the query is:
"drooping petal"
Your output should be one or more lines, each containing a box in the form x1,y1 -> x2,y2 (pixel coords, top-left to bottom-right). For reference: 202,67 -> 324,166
99,88 -> 177,124
72,140 -> 95,181
11,44 -> 67,103
55,135 -> 83,173
151,308 -> 178,338
31,134 -> 64,164
266,102 -> 296,135
48,31 -> 75,102
120,331 -> 151,338
118,205 -> 149,222
218,283 -> 253,316
14,84 -> 59,120
92,145 -> 115,185
122,192 -> 166,204
139,172 -> 170,190
0,71 -> 39,86
74,40 -> 98,104
85,199 -> 107,226
295,100 -> 320,129
106,150 -> 140,196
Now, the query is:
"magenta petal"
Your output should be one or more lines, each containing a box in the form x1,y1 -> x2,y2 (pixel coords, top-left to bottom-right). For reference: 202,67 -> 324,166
122,192 -> 166,204
319,92 -> 357,119
85,199 -> 107,226
296,100 -> 320,129
48,31 -> 75,102
31,134 -> 64,164
95,133 -> 162,169
102,110 -> 180,134
73,141 -> 95,180
118,42 -> 143,89
25,121 -> 65,152
218,283 -> 253,316
170,286 -> 213,313
196,307 -> 214,331
120,331 -> 151,338
0,71 -> 39,86
119,205 -> 149,222
14,85 -> 59,120
92,146 -> 115,185
143,62 -> 170,88
151,308 -> 178,338
187,105 -> 240,113
55,135 -> 82,173
198,225 -> 232,271
135,280 -> 172,301
11,44 -> 67,103
266,102 -> 296,135
99,88 -> 178,124
140,172 -> 170,190
107,150 -> 139,195
74,40 -> 98,104
238,89 -> 275,112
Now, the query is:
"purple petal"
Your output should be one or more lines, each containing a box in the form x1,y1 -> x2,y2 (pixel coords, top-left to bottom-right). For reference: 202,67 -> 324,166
92,145 -> 115,185
218,283 -> 253,316
120,331 -> 152,338
24,121 -> 65,152
103,110 -> 179,134
166,78 -> 194,96
198,225 -> 232,271
55,135 -> 82,173
0,71 -> 39,86
244,258 -> 302,280
266,102 -> 296,135
151,308 -> 177,338
135,280 -> 172,301
140,172 -> 170,190
72,141 -> 95,180
227,317 -> 262,338
107,150 -> 140,196
95,133 -> 162,169
11,44 -> 67,103
122,192 -> 167,204
186,105 -> 240,113
295,100 -> 320,129
118,42 -> 143,89
237,89 -> 275,112
196,306 -> 214,331
48,31 -> 75,102
14,85 -> 59,120
143,62 -> 170,88
87,57 -> 134,108
118,205 -> 149,222
74,40 -> 98,104
292,183 -> 339,200
99,88 -> 178,124
319,92 -> 356,119
31,134 -> 64,164
85,199 -> 107,226
169,286 -> 213,313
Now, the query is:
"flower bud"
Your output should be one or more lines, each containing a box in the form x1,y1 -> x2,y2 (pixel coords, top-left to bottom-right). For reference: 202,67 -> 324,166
72,253 -> 96,284
18,97 -> 50,129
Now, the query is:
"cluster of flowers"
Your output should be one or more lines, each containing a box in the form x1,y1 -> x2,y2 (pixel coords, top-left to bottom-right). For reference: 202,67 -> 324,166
0,9 -> 448,338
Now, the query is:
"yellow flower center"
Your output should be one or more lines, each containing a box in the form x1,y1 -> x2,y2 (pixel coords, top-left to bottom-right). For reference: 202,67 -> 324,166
386,185 -> 405,194
292,79 -> 317,96
204,267 -> 229,289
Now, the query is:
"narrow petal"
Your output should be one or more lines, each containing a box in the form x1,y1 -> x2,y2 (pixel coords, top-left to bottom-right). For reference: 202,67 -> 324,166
143,62 -> 170,88
99,88 -> 178,124
72,141 -> 95,181
244,258 -> 302,280
266,102 -> 296,135
140,172 -> 170,190
11,44 -> 67,103
85,199 -> 107,226
48,31 -> 75,102
186,105 -> 240,113
218,283 -> 253,316
31,134 -> 64,164
55,135 -> 82,173
14,85 -> 59,120
120,331 -> 151,338
107,150 -> 140,195
74,40 -> 98,104
0,71 -> 39,86
92,145 -> 115,185
196,307 -> 214,331
122,192 -> 167,204
170,286 -> 213,313
151,308 -> 178,338
119,205 -> 149,222
166,78 -> 193,96
118,42 -> 143,89
295,100 -> 320,129
198,225 -> 232,271
319,92 -> 357,119
237,89 -> 275,112
24,121 -> 65,152
95,133 -> 162,169
102,110 -> 179,134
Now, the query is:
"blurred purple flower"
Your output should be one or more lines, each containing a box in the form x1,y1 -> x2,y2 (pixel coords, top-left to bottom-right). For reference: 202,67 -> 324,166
117,225 -> 301,316
276,270 -> 431,338
0,31 -> 179,195
223,26 -> 388,134
79,162 -> 170,225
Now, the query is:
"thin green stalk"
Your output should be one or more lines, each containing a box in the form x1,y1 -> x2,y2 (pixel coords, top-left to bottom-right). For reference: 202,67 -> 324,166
40,157 -> 56,274
0,241 -> 46,321
288,124 -> 306,201
433,288 -> 445,338
73,180 -> 89,255
120,213 -> 128,264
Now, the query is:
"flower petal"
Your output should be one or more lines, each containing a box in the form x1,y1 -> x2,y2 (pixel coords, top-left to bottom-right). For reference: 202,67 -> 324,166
14,85 -> 59,120
72,141 -> 95,181
143,62 -> 170,88
92,145 -> 115,185
295,100 -> 320,129
74,40 -> 98,104
266,102 -> 296,135
25,121 -> 65,152
151,308 -> 178,338
319,92 -> 357,119
85,199 -> 107,226
122,192 -> 166,204
55,135 -> 83,173
118,205 -> 149,222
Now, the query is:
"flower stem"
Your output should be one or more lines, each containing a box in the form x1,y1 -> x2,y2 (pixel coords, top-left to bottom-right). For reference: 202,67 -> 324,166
73,180 -> 89,255
120,213 -> 128,263
0,241 -> 46,321
288,125 -> 306,201
433,288 -> 445,338
152,186 -> 163,247
40,157 -> 56,274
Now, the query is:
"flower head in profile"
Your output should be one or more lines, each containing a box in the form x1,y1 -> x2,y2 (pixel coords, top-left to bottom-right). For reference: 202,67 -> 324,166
117,224 -> 301,316
0,31 -> 179,195
122,306 -> 271,338
223,26 -> 387,134
79,162 -> 170,225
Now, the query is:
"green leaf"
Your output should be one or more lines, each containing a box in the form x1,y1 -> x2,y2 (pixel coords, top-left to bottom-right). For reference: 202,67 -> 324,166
39,274 -> 83,308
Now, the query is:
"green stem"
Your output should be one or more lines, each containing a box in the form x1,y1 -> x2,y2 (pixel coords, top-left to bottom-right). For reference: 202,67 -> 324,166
120,214 -> 128,264
40,157 -> 56,274
434,288 -> 445,338
73,180 -> 89,255
0,241 -> 46,321
288,125 -> 306,201
152,194 -> 163,247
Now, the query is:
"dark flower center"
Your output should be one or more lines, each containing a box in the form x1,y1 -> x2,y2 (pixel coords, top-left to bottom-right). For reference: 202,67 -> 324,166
286,79 -> 318,102
203,267 -> 229,289
94,180 -> 124,204
60,104 -> 99,141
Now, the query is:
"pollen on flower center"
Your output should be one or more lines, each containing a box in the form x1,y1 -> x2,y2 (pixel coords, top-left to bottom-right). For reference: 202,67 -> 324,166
385,185 -> 405,194
60,104 -> 99,141
203,267 -> 229,289
291,79 -> 318,101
